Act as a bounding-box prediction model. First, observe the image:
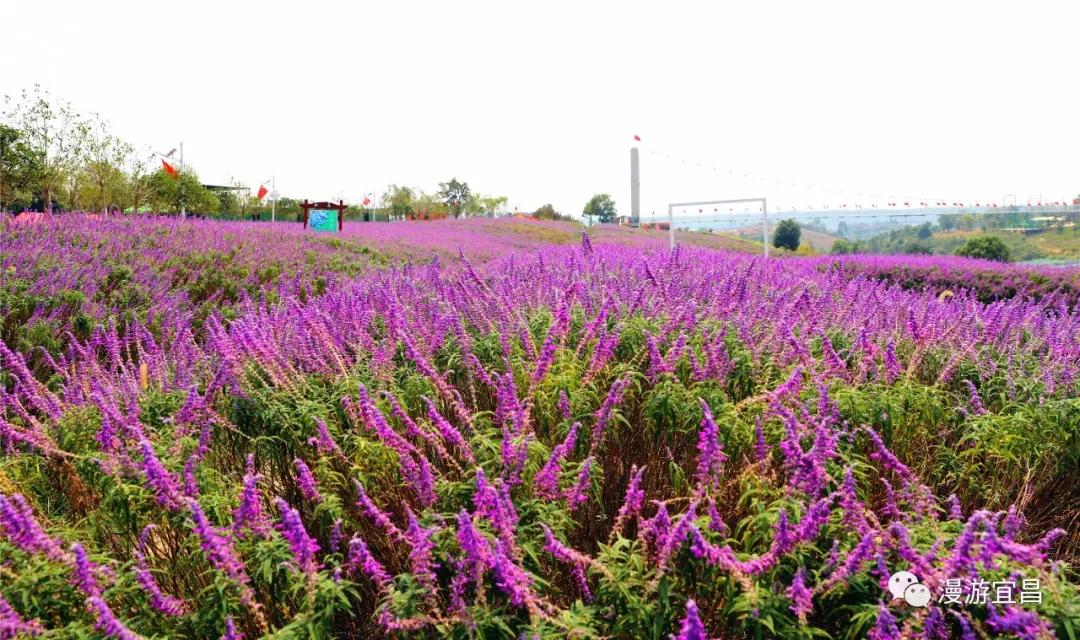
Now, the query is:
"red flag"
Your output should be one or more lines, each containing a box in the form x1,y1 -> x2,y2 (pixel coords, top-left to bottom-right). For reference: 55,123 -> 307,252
255,185 -> 268,200
362,196 -> 371,206
161,160 -> 178,178
633,134 -> 641,141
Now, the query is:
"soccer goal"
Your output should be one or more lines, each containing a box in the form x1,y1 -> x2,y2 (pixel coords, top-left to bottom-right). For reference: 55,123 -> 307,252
664,198 -> 770,256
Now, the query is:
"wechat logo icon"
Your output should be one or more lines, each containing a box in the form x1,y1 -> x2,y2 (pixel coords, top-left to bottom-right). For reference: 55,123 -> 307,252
888,570 -> 931,608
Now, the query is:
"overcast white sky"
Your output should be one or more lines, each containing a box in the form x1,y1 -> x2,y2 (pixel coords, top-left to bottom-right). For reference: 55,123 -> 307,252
3,0 -> 1078,218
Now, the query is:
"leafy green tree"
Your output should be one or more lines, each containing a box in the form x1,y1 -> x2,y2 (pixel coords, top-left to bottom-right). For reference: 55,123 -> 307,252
149,168 -> 218,215
80,114 -> 131,212
0,123 -> 40,210
438,178 -> 471,218
772,219 -> 801,251
830,238 -> 861,254
938,214 -> 958,231
466,194 -> 508,217
123,150 -> 156,214
4,85 -> 92,211
381,184 -> 415,220
583,193 -> 617,224
533,204 -> 558,219
916,222 -> 933,239
955,235 -> 1011,262
836,220 -> 849,238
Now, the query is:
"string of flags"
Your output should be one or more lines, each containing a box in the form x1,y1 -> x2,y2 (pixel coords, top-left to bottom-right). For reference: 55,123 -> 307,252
630,135 -> 1074,212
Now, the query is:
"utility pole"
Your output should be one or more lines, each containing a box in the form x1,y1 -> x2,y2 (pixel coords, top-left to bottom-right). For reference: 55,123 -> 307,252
179,142 -> 185,219
630,146 -> 640,226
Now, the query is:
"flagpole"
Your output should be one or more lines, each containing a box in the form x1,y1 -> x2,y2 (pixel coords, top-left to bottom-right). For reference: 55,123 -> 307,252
271,175 -> 276,223
179,142 -> 186,220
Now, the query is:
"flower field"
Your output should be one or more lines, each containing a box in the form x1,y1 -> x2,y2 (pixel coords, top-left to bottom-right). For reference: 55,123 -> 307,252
2,215 -> 1079,639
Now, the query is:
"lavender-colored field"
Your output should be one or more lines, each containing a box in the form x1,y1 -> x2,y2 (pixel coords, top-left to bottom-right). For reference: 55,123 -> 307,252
1,214 -> 1078,638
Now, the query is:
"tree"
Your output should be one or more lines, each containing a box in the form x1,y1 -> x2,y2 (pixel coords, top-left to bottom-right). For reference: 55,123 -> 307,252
583,193 -> 617,224
830,238 -> 860,255
82,115 -> 131,213
836,220 -> 849,238
938,214 -> 958,231
381,184 -> 415,220
466,194 -> 508,217
0,123 -> 39,211
533,204 -> 558,219
916,222 -> 933,239
149,168 -> 218,215
438,178 -> 471,218
955,235 -> 1011,262
772,219 -> 801,251
4,85 -> 92,212
123,150 -> 156,214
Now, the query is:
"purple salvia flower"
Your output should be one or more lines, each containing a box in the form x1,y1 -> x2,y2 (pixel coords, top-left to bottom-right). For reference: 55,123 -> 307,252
275,498 -> 320,574
986,604 -> 1051,640
220,617 -> 242,640
405,508 -> 439,592
72,543 -> 103,598
134,526 -> 186,617
946,494 -> 963,521
694,399 -> 727,488
0,493 -> 64,560
922,606 -> 947,640
188,499 -> 252,590
534,422 -> 579,499
424,397 -> 475,463
293,458 -> 323,503
473,467 -> 501,519
592,377 -> 629,448
86,597 -> 141,640
456,510 -> 492,580
673,599 -> 707,640
773,366 -> 805,399
867,602 -> 901,640
540,524 -> 593,602
884,340 -> 902,383
354,479 -> 406,543
138,439 -> 183,511
0,594 -> 43,637
330,519 -> 342,552
786,568 -> 813,622
564,456 -> 594,509
557,389 -> 572,422
491,540 -> 534,609
962,380 -> 987,415
950,611 -> 977,640
753,416 -> 768,463
614,465 -> 647,531
346,535 -> 392,591
308,418 -> 345,460
232,454 -> 270,539
864,426 -> 913,482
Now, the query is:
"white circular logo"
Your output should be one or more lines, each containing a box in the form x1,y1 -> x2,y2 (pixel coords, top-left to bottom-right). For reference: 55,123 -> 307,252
888,570 -> 919,600
904,583 -> 932,608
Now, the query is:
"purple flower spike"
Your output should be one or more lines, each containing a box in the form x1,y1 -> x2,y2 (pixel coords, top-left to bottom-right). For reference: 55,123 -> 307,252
275,498 -> 321,574
695,398 -> 727,488
293,458 -> 323,503
786,568 -> 813,621
220,617 -> 243,640
867,602 -> 901,640
347,535 -> 392,591
673,599 -> 708,640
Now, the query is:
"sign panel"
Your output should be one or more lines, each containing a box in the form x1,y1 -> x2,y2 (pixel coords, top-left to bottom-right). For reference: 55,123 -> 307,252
309,209 -> 338,232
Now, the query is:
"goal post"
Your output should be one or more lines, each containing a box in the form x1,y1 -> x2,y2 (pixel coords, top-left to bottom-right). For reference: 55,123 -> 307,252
665,198 -> 769,256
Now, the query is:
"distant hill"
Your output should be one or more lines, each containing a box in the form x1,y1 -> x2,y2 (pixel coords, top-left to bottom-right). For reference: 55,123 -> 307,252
724,223 -> 839,252
858,225 -> 1080,262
